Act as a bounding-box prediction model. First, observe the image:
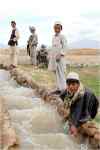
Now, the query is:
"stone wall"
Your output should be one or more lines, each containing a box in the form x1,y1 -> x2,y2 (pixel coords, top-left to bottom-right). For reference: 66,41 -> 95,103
0,48 -> 100,66
0,48 -> 31,65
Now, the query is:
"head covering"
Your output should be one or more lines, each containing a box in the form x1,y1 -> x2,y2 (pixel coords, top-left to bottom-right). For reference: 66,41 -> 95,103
11,21 -> 16,25
41,44 -> 46,49
29,26 -> 36,33
66,72 -> 80,83
54,21 -> 62,30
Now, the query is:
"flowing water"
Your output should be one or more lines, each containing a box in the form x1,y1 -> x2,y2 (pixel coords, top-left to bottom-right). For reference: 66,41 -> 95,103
0,69 -> 89,150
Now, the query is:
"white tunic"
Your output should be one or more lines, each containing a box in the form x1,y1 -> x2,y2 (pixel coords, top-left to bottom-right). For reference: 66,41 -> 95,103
48,33 -> 67,91
48,33 -> 67,71
52,34 -> 67,50
8,28 -> 20,66
10,28 -> 20,41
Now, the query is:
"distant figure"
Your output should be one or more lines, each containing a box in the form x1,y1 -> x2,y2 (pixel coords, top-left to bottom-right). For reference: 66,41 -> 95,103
48,21 -> 67,93
37,44 -> 48,67
27,26 -> 38,67
8,21 -> 20,68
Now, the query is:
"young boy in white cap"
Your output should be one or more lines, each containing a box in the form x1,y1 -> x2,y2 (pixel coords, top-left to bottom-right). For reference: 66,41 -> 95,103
48,22 -> 67,93
27,26 -> 38,67
60,72 -> 99,137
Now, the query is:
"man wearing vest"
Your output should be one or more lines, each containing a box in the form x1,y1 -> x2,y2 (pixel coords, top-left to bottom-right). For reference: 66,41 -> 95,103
8,21 -> 20,68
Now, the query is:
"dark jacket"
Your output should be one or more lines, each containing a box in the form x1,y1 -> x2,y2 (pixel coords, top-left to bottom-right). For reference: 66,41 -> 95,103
8,29 -> 18,46
60,88 -> 99,127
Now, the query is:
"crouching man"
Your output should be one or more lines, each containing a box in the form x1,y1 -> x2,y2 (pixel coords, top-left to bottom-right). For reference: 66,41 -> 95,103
37,44 -> 48,67
59,72 -> 99,137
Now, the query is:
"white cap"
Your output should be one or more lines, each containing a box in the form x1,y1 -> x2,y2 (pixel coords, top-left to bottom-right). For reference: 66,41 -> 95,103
66,72 -> 80,81
29,26 -> 35,32
54,21 -> 62,26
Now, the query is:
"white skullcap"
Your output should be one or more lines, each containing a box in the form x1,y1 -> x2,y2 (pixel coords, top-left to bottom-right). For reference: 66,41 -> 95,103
29,26 -> 36,32
66,72 -> 80,81
54,21 -> 62,26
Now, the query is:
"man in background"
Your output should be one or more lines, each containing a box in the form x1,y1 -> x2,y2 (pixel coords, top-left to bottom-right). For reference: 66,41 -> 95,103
8,21 -> 20,68
37,44 -> 48,67
27,26 -> 38,68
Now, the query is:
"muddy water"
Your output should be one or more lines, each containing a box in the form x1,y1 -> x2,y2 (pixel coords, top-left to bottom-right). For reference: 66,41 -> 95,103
0,70 -> 87,150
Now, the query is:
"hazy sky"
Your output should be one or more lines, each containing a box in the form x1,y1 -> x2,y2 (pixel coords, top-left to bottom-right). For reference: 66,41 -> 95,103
0,0 -> 100,47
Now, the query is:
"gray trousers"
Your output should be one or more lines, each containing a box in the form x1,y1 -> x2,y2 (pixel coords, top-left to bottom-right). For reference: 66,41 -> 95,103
48,50 -> 66,91
55,59 -> 66,91
30,46 -> 37,65
9,46 -> 18,66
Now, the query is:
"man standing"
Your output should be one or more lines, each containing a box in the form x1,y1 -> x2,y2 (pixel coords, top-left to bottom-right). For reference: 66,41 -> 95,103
8,21 -> 20,68
48,22 -> 67,93
27,26 -> 38,67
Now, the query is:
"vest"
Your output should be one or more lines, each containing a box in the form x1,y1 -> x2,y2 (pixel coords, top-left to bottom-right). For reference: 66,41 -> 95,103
9,29 -> 18,46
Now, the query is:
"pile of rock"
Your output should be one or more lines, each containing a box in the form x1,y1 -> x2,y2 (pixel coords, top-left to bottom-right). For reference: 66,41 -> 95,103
0,66 -> 100,148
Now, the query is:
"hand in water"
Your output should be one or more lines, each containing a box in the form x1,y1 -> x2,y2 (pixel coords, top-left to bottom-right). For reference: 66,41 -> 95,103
69,125 -> 78,136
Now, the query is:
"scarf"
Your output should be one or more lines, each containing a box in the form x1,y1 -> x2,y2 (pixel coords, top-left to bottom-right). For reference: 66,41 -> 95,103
63,83 -> 85,110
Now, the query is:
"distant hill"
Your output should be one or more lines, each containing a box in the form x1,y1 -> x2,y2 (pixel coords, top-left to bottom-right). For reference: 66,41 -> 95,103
70,39 -> 100,49
66,48 -> 100,55
0,43 -> 7,48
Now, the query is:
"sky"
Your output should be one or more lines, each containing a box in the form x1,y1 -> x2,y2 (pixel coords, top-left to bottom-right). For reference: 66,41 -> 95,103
0,0 -> 100,47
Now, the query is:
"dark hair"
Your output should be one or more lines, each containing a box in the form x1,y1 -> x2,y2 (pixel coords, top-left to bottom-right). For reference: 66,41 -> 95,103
54,24 -> 62,30
11,21 -> 16,25
66,79 -> 80,85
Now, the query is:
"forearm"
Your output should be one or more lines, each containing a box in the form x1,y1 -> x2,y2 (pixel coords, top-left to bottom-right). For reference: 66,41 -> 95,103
15,30 -> 20,41
69,106 -> 83,128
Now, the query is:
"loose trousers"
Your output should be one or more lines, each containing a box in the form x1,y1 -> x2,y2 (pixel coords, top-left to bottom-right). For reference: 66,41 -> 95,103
55,59 -> 66,91
48,53 -> 66,91
9,46 -> 18,66
30,46 -> 37,65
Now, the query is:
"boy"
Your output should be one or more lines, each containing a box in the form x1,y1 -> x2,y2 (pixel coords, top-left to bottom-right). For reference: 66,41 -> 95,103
48,22 -> 67,93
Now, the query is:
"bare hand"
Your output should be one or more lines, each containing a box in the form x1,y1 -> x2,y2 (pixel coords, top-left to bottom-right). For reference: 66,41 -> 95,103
69,125 -> 78,136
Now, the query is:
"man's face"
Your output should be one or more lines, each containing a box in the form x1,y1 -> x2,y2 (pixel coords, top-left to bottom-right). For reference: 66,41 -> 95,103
11,23 -> 16,28
54,24 -> 62,33
67,82 -> 80,94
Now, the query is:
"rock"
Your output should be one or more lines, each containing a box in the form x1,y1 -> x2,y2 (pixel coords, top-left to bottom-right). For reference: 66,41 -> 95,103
94,132 -> 100,141
0,96 -> 19,149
